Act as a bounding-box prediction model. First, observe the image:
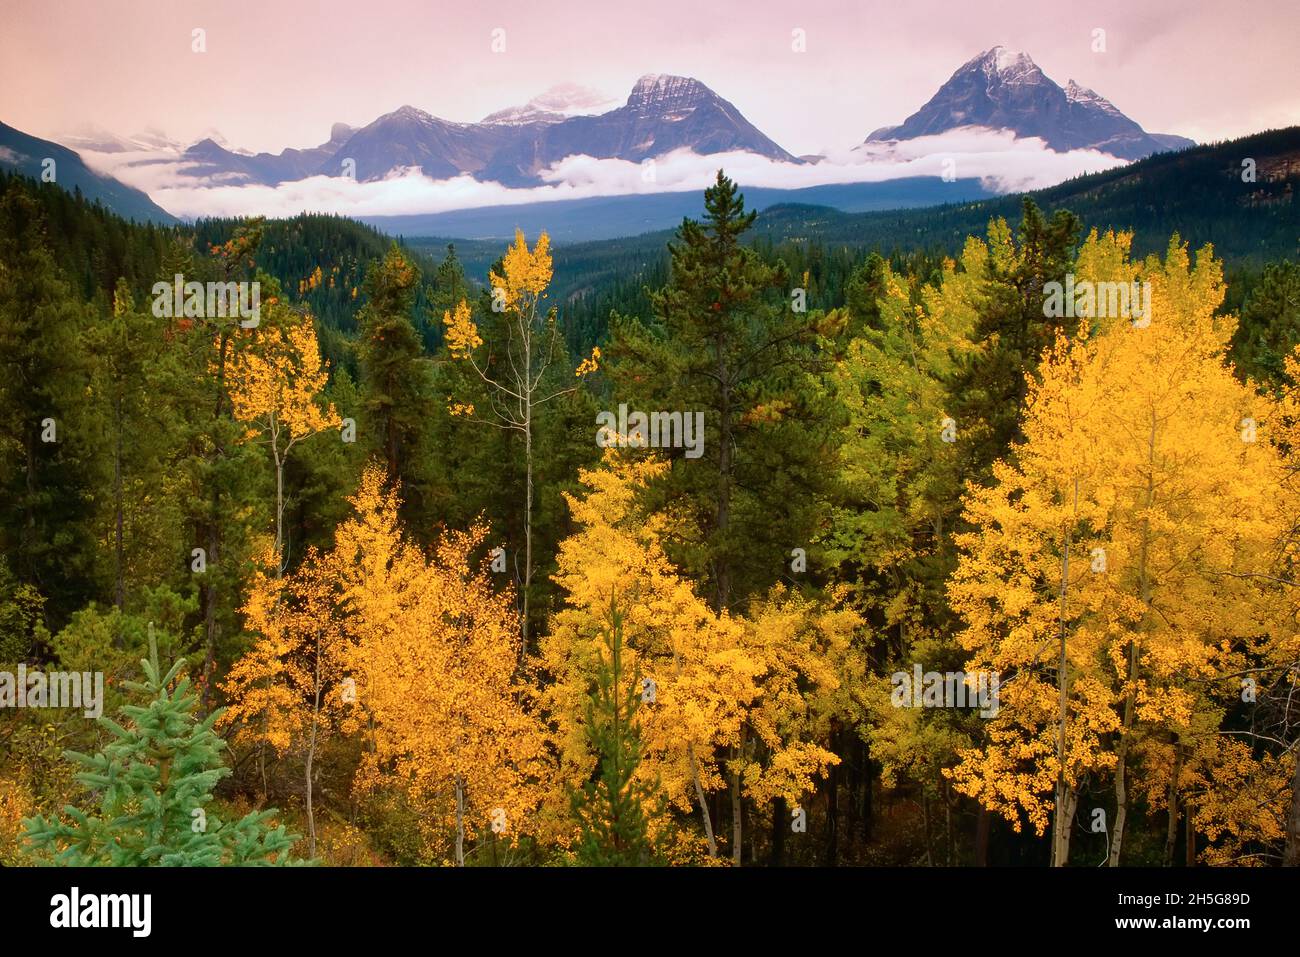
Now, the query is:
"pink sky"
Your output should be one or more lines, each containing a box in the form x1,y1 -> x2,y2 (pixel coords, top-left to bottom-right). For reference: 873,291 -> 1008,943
2,0 -> 1296,157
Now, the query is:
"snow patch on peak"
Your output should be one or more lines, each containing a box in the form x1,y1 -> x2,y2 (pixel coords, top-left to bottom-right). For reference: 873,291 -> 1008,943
971,46 -> 1042,84
482,83 -> 620,125
389,105 -> 432,121
197,127 -> 230,148
627,74 -> 712,111
58,124 -> 183,154
530,83 -> 619,115
1066,79 -> 1095,100
1066,80 -> 1124,116
992,46 -> 1031,72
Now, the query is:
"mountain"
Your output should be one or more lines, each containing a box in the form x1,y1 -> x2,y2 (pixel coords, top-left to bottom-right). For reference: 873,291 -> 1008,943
56,124 -> 182,154
318,106 -> 521,182
866,46 -> 1195,160
169,74 -> 795,188
346,74 -> 795,186
179,122 -> 355,184
0,121 -> 176,222
520,74 -> 798,171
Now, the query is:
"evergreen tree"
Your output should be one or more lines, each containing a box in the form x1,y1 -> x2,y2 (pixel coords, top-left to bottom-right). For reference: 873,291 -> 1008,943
608,171 -> 833,615
23,632 -> 302,866
0,189 -> 102,626
356,244 -> 437,530
842,251 -> 890,337
1233,258 -> 1300,387
426,243 -> 470,350
172,227 -> 269,714
570,593 -> 659,866
87,280 -> 188,610
607,172 -> 839,860
948,197 -> 1081,482
285,365 -> 366,560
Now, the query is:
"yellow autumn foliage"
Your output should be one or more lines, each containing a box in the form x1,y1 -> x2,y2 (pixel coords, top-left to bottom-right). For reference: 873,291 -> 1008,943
228,306 -> 340,442
336,465 -> 549,860
541,453 -> 761,846
947,234 -> 1289,856
490,229 -> 552,310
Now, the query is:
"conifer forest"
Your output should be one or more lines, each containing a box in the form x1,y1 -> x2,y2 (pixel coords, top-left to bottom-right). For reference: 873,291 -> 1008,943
1,1 -> 1298,937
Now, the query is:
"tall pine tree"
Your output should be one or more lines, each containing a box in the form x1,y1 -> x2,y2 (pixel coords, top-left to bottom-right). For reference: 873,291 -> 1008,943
609,171 -> 833,615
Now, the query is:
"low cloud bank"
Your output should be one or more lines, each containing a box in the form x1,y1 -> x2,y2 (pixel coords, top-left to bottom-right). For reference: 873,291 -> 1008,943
78,127 -> 1125,221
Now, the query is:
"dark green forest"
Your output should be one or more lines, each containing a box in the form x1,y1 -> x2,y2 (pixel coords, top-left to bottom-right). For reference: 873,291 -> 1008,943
2,124 -> 1299,869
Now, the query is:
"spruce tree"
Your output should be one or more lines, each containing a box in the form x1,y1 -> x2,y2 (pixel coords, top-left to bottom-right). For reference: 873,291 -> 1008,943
87,279 -> 187,610
947,197 -> 1080,481
427,242 -> 470,350
609,171 -> 833,615
0,189 -> 102,625
570,594 -> 659,866
1233,258 -> 1300,387
170,231 -> 269,715
356,243 -> 437,527
23,632 -> 302,866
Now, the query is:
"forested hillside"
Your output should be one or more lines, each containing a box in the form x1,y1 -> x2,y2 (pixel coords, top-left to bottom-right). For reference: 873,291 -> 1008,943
2,159 -> 1298,869
421,127 -> 1298,350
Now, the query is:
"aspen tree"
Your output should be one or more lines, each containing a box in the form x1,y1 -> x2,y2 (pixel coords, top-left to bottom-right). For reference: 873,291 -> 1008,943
542,453 -> 761,860
227,301 -> 340,575
444,231 -> 597,660
948,235 -> 1286,865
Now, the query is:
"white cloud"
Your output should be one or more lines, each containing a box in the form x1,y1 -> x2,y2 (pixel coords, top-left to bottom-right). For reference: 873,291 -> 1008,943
541,128 -> 1124,194
73,127 -> 1125,221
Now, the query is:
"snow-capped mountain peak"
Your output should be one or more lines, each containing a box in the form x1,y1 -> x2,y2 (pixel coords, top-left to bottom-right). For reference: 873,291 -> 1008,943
387,105 -> 437,125
865,46 -> 1195,160
970,46 -> 1049,87
57,123 -> 182,155
985,46 -> 1035,75
481,83 -> 620,126
626,74 -> 713,114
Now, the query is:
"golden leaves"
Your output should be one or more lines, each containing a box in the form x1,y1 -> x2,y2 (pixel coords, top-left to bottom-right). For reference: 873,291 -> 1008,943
219,546 -> 352,757
542,454 -> 756,820
225,462 -> 550,860
442,299 -> 481,358
489,229 -> 552,311
946,236 -> 1290,839
740,399 -> 790,426
574,345 -> 600,377
227,306 -> 341,443
541,454 -> 863,836
335,465 -> 547,851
